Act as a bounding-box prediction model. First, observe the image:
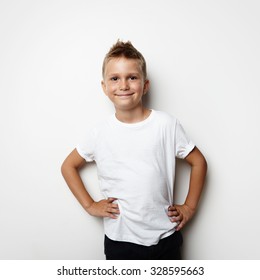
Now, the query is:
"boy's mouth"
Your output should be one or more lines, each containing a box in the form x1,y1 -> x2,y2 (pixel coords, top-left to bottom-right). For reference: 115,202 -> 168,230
115,93 -> 134,97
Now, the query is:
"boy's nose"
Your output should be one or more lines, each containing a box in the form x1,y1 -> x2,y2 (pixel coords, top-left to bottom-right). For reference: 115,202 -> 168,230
120,79 -> 130,90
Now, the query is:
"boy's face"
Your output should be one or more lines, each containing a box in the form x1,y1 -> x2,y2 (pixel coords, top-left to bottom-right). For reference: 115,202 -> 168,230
102,57 -> 149,112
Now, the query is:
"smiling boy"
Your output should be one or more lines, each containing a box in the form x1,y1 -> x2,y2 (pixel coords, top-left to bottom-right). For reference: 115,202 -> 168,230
61,40 -> 207,260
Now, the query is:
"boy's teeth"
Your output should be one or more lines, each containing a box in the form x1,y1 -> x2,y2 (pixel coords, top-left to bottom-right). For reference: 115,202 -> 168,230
117,93 -> 133,96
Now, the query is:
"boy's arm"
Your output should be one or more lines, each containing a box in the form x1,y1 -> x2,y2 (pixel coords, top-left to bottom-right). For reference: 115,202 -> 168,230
168,147 -> 207,231
61,149 -> 120,219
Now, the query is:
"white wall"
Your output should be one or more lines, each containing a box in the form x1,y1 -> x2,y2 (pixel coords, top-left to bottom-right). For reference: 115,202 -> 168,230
1,0 -> 259,260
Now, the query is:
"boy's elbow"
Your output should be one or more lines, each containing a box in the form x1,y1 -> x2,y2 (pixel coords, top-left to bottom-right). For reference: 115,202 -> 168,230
61,160 -> 69,177
61,158 -> 74,177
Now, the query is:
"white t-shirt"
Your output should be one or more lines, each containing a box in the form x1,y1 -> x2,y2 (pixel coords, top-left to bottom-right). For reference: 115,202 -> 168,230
76,110 -> 195,246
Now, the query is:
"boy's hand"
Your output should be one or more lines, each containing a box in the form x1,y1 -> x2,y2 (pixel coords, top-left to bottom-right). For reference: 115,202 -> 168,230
86,198 -> 120,219
168,204 -> 195,231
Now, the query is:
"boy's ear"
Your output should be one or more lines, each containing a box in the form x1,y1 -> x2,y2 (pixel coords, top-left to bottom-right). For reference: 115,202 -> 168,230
143,79 -> 150,95
101,80 -> 107,95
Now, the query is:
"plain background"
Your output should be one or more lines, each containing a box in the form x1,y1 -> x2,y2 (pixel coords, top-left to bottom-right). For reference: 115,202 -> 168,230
0,0 -> 259,259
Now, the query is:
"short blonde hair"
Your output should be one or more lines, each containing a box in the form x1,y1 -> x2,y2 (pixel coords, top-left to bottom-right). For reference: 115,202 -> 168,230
102,40 -> 147,80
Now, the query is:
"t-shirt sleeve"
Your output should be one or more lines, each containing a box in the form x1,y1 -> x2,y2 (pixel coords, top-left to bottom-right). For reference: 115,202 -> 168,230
175,119 -> 195,159
76,128 -> 97,162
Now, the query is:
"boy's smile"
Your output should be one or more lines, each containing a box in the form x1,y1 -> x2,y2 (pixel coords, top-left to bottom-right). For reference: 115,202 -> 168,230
102,57 -> 149,115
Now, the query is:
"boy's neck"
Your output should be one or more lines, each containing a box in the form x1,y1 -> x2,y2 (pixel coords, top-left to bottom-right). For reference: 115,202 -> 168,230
115,106 -> 151,124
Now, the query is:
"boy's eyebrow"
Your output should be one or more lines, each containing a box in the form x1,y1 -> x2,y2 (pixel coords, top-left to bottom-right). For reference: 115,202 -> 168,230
107,72 -> 141,76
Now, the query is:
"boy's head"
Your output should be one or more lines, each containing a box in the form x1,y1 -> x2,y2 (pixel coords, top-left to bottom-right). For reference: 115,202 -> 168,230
101,40 -> 150,113
102,40 -> 147,81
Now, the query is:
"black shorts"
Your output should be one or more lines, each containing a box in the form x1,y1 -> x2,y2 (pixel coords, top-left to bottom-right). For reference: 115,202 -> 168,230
104,231 -> 183,260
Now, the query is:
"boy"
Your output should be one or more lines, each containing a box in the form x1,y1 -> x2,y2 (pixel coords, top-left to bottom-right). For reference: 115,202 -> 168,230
61,40 -> 207,260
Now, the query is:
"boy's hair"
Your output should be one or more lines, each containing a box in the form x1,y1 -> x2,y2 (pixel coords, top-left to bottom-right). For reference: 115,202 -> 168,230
102,40 -> 147,80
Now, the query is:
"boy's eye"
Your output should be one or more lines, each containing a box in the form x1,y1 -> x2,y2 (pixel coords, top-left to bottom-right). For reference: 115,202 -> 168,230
129,76 -> 137,80
110,77 -> 118,81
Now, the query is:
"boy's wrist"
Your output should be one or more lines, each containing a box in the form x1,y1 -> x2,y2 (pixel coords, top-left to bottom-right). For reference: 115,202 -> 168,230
84,201 -> 95,213
184,202 -> 196,212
